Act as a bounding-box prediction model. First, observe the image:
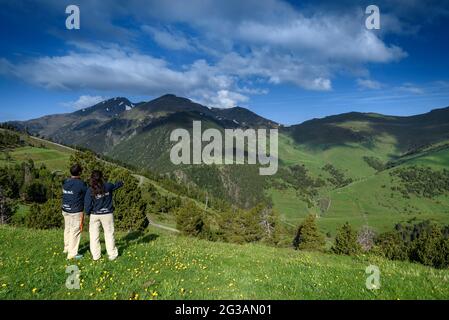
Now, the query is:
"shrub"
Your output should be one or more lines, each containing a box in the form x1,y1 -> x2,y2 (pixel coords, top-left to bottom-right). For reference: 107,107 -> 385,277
375,231 -> 409,261
0,187 -> 16,224
25,199 -> 62,229
410,225 -> 445,267
217,204 -> 279,244
24,182 -> 48,203
0,167 -> 21,199
436,238 -> 449,269
332,222 -> 361,255
293,214 -> 325,251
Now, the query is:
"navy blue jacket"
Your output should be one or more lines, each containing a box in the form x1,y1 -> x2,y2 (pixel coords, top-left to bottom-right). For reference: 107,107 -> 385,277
84,182 -> 123,215
62,178 -> 87,213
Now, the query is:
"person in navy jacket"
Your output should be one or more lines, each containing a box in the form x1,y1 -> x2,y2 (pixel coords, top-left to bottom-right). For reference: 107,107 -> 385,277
84,170 -> 123,261
62,164 -> 87,260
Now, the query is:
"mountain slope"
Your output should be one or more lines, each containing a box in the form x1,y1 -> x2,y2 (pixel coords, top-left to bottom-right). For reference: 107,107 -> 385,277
6,97 -> 449,222
285,107 -> 449,153
8,94 -> 277,207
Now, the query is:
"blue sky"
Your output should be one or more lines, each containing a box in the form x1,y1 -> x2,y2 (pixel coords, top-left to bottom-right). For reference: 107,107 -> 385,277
0,0 -> 448,125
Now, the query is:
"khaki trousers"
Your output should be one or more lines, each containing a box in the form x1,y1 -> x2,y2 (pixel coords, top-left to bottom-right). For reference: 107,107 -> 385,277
89,213 -> 118,261
62,211 -> 82,259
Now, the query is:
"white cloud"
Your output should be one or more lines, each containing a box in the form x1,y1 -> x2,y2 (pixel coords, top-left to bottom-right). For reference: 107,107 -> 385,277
397,83 -> 424,94
135,2 -> 407,93
62,95 -> 107,109
236,16 -> 406,63
142,25 -> 196,51
357,79 -> 383,90
1,43 -> 249,108
1,0 -> 417,108
199,90 -> 249,109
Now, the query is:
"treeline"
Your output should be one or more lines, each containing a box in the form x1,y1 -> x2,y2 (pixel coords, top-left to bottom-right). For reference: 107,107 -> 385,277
272,165 -> 325,208
0,130 -> 24,150
390,166 -> 449,198
363,156 -> 385,172
175,201 -> 283,246
141,169 -> 232,212
0,159 -> 63,226
322,164 -> 353,188
292,215 -> 449,269
161,164 -> 269,210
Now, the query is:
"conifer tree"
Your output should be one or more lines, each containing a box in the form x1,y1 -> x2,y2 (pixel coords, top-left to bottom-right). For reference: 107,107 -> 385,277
410,225 -> 444,267
0,187 -> 14,225
176,200 -> 210,239
293,214 -> 325,251
108,168 -> 148,231
332,222 -> 361,255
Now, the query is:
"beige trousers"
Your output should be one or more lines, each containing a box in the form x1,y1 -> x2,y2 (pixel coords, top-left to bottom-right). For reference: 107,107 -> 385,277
62,211 -> 82,259
89,213 -> 118,261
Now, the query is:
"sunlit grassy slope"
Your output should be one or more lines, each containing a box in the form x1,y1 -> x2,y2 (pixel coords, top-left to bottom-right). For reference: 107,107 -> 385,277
1,226 -> 449,300
272,133 -> 449,235
2,130 -> 449,235
0,146 -> 71,172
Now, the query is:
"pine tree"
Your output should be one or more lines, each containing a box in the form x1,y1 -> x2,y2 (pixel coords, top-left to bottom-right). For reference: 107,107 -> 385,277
108,168 -> 148,232
0,187 -> 15,225
176,201 -> 210,239
332,222 -> 361,255
293,214 -> 325,251
375,231 -> 409,261
25,199 -> 62,229
69,150 -> 108,181
217,209 -> 247,243
410,225 -> 444,267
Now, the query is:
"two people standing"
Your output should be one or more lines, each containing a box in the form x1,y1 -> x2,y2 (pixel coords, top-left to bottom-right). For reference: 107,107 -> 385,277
62,164 -> 123,261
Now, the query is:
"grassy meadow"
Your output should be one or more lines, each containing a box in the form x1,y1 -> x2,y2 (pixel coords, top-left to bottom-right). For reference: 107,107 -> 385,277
1,225 -> 449,300
270,133 -> 449,235
0,146 -> 71,172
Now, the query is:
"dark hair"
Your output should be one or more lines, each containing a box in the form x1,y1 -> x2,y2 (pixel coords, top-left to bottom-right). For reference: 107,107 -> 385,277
90,170 -> 105,197
70,164 -> 83,177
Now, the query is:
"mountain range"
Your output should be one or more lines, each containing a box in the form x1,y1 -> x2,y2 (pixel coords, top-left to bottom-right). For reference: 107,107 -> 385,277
7,94 -> 449,230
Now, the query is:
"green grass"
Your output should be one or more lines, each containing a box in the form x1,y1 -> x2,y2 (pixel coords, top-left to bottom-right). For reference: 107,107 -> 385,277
0,146 -> 71,172
1,226 -> 449,300
269,170 -> 449,236
272,133 -> 449,235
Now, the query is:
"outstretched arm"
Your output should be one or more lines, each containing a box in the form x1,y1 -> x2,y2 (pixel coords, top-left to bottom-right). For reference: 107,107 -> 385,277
112,181 -> 124,191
